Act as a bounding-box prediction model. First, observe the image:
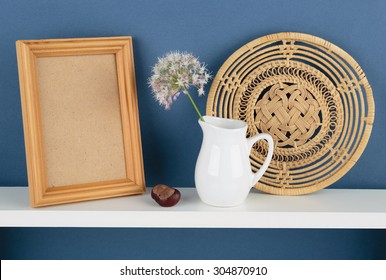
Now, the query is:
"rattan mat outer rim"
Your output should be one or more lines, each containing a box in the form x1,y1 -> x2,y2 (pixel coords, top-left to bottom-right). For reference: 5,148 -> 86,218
206,32 -> 374,195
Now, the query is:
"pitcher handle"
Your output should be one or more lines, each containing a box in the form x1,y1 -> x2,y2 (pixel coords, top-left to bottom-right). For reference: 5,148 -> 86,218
247,133 -> 274,187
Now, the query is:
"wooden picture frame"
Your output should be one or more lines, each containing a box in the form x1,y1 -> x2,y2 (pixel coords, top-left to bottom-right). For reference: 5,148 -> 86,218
16,36 -> 146,207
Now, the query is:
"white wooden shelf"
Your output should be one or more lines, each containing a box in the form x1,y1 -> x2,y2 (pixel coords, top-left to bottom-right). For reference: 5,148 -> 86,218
0,187 -> 386,228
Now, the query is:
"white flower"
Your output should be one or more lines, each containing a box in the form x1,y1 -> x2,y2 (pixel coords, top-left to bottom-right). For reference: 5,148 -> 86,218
204,72 -> 212,82
148,51 -> 212,116
192,74 -> 199,84
176,77 -> 186,87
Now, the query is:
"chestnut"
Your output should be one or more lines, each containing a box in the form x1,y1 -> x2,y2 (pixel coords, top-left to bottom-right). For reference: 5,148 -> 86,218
151,184 -> 181,207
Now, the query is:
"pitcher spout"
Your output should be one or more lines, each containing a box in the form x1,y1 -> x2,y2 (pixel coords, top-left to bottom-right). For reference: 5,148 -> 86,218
198,116 -> 248,135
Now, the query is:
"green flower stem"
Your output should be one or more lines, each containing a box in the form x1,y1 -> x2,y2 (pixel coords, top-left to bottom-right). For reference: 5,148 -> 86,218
182,87 -> 205,122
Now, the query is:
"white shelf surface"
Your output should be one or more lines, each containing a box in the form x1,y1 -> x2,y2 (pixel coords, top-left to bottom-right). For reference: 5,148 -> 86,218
0,187 -> 386,228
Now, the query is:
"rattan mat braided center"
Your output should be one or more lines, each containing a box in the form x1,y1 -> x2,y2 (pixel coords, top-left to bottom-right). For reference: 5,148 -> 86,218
207,32 -> 374,195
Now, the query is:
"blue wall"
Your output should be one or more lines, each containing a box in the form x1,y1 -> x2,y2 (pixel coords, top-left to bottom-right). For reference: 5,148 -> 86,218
1,0 -> 385,259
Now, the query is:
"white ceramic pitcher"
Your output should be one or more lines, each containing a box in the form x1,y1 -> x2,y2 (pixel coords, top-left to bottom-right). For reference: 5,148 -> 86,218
195,116 -> 274,207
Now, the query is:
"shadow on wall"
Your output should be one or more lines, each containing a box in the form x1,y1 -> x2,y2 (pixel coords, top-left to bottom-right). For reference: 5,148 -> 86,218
0,228 -> 385,260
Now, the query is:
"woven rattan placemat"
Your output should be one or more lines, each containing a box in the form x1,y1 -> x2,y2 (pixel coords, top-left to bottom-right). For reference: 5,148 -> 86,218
207,32 -> 374,195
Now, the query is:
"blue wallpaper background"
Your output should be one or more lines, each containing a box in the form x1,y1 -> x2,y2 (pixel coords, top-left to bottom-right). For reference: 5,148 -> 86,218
0,0 -> 385,259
